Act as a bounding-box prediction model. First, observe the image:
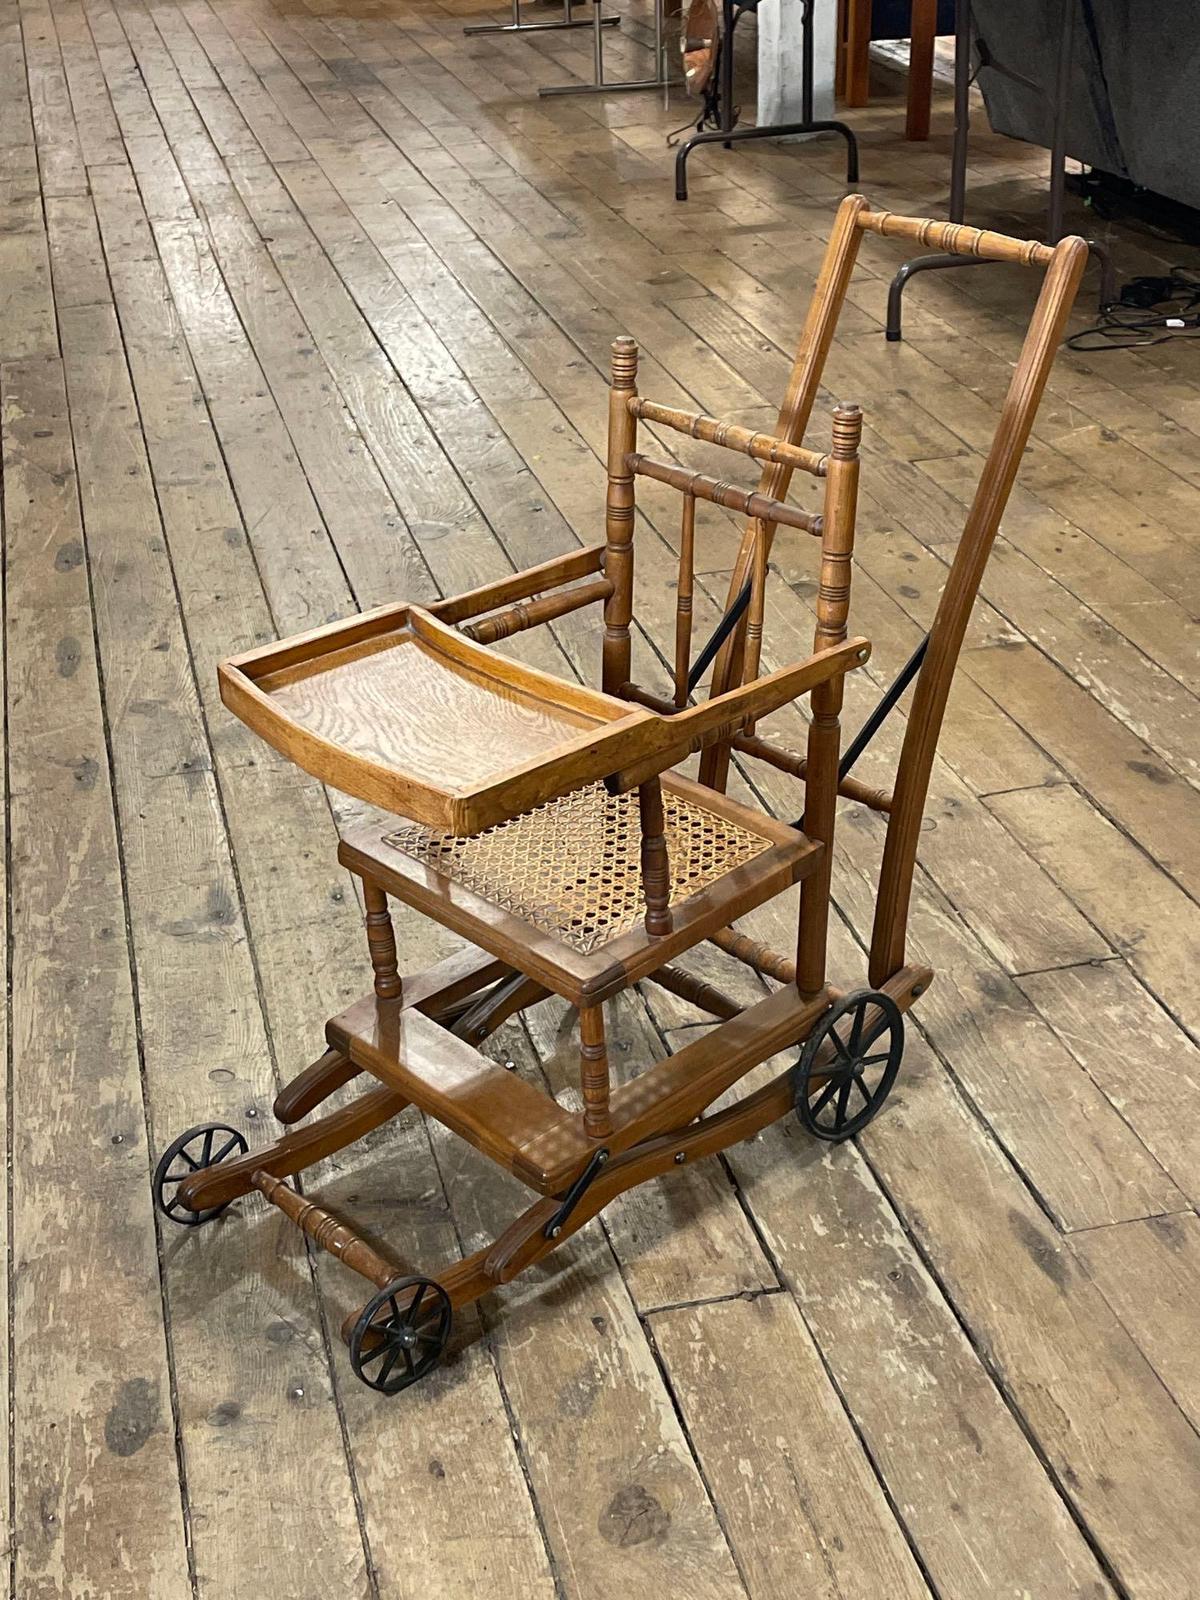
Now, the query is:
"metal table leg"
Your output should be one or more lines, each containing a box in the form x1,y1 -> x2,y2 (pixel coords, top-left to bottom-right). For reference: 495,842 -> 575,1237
465,0 -> 620,37
539,0 -> 670,97
886,0 -> 1116,341
675,0 -> 857,201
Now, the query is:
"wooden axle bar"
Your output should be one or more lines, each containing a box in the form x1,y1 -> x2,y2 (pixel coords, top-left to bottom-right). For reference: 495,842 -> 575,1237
253,1170 -> 397,1289
460,576 -> 612,644
856,208 -> 1055,267
645,963 -> 743,1021
731,732 -> 893,813
709,926 -> 797,985
627,453 -> 822,536
629,397 -> 828,478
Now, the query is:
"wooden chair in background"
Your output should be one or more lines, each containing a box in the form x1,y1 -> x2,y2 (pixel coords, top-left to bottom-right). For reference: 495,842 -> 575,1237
152,197 -> 1087,1398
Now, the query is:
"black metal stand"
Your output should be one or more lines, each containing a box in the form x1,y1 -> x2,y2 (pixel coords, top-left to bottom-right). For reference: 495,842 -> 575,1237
464,0 -> 619,38
675,0 -> 858,201
885,0 -> 1116,340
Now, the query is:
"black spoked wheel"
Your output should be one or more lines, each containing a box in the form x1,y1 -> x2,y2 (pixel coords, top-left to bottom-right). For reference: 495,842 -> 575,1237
794,990 -> 904,1143
349,1277 -> 452,1396
153,1122 -> 249,1226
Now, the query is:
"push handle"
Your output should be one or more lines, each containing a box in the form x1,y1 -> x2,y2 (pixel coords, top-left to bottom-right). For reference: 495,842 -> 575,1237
856,208 -> 1056,266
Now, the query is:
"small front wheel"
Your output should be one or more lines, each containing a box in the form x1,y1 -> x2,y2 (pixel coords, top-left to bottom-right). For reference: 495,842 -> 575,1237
153,1123 -> 249,1226
794,990 -> 904,1142
349,1276 -> 452,1396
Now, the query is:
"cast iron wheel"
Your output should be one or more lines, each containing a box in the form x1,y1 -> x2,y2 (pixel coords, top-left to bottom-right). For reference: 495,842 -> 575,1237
153,1122 -> 249,1226
349,1276 -> 452,1396
794,990 -> 904,1142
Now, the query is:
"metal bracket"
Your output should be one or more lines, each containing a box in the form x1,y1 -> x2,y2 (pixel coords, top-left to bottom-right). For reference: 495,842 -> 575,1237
687,575 -> 753,697
838,632 -> 930,780
543,1147 -> 610,1239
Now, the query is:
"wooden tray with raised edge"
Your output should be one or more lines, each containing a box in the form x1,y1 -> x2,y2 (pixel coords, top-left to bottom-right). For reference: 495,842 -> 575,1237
218,602 -> 664,833
219,601 -> 870,834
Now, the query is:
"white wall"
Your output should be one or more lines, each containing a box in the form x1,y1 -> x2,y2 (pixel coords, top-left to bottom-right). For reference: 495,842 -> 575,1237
756,0 -> 836,125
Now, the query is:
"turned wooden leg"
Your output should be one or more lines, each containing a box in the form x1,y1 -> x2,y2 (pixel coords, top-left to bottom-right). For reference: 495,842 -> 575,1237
638,778 -> 672,936
579,1003 -> 612,1139
363,879 -> 402,1000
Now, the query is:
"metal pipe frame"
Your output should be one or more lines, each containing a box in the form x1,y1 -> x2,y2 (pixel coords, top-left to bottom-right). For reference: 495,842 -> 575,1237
539,0 -> 672,98
675,0 -> 858,200
464,0 -> 620,38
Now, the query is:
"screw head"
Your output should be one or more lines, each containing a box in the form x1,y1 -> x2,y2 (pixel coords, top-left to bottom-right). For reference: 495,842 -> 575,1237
674,1151 -> 686,1164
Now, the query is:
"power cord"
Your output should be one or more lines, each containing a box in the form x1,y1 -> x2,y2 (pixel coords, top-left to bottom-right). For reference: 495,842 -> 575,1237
1066,268 -> 1200,351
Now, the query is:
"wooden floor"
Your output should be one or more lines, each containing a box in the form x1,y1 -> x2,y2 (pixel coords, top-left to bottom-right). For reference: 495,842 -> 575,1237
3,0 -> 1199,1592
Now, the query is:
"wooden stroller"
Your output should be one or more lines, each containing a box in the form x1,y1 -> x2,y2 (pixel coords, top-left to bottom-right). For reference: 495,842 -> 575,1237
153,198 -> 1087,1396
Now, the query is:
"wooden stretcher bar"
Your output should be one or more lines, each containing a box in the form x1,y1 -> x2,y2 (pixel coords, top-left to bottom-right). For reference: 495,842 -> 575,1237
627,452 -> 822,535
628,396 -> 828,477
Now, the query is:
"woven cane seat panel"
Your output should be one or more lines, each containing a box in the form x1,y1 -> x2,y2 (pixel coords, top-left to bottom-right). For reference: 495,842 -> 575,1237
383,784 -> 774,955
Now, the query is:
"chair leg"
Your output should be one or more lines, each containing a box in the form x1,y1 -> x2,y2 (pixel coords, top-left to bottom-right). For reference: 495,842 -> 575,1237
579,1004 -> 613,1139
364,880 -> 402,1000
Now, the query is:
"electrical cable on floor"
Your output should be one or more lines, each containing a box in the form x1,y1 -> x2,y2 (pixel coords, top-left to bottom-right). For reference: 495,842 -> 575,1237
1066,268 -> 1200,351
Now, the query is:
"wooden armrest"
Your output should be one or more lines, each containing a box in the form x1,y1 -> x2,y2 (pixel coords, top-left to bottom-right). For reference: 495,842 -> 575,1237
605,637 -> 872,793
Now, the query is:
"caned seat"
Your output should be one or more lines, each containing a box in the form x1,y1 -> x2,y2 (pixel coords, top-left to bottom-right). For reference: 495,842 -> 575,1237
339,772 -> 822,1006
386,779 -> 778,956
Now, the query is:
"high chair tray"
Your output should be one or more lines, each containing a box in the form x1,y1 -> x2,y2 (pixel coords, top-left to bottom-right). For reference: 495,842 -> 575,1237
218,603 -> 658,833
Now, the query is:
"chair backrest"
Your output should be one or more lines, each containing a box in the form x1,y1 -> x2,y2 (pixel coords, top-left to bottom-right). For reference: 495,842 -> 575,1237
600,337 -> 865,729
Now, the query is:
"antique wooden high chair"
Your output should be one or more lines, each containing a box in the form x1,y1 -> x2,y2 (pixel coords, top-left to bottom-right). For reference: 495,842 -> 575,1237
154,197 -> 1088,1397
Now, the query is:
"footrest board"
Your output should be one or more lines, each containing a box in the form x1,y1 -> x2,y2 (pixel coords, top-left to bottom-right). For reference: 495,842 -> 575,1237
326,995 -> 592,1194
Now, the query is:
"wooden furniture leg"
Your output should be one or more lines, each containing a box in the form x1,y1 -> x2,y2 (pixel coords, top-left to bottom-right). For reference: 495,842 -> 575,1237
905,0 -> 937,138
579,1003 -> 612,1139
842,0 -> 871,106
364,880 -> 402,1000
797,403 -> 862,996
602,336 -> 638,695
638,777 -> 673,936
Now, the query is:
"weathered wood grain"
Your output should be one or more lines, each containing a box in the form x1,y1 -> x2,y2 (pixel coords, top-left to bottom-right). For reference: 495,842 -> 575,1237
1073,1213 -> 1200,1434
4,352 -> 192,1597
861,1033 -> 1200,1597
987,780 -> 1200,1039
652,1294 -> 933,1599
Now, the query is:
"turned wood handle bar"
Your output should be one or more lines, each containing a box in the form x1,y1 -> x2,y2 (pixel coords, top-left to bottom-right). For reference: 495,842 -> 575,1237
627,453 -> 822,536
856,209 -> 1056,267
629,397 -> 828,478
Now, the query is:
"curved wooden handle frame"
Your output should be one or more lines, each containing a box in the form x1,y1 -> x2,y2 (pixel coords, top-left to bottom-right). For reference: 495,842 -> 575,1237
693,196 -> 1089,984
